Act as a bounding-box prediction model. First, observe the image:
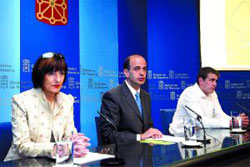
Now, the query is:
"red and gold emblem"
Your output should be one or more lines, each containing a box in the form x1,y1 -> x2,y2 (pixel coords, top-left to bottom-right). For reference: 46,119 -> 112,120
35,0 -> 68,25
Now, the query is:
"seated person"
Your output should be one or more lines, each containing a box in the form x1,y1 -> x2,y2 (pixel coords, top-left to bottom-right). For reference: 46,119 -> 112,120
169,67 -> 249,135
100,54 -> 162,144
5,52 -> 90,161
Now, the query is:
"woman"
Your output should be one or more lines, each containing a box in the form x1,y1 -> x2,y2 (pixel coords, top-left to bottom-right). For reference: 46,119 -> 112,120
5,52 -> 90,161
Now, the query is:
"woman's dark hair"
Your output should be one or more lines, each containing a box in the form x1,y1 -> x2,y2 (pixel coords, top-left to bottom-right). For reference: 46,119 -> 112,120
197,67 -> 220,85
32,52 -> 68,88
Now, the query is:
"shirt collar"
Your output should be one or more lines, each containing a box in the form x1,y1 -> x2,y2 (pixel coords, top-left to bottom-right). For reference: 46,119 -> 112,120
194,83 -> 212,98
125,80 -> 140,98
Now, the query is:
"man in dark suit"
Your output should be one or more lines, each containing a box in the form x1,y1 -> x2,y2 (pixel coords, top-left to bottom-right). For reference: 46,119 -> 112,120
100,54 -> 163,144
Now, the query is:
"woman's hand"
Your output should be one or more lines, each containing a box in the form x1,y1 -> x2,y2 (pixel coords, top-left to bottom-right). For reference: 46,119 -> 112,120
72,133 -> 90,158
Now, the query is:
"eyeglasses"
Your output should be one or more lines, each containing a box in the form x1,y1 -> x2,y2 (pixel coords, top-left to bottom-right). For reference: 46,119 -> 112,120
42,52 -> 65,60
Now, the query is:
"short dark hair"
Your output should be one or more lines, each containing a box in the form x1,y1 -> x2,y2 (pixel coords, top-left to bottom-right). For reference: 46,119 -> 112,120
197,67 -> 220,85
32,52 -> 68,88
123,54 -> 144,70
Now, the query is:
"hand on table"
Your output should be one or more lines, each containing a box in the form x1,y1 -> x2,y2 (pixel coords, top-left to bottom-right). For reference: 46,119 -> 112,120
240,113 -> 249,129
140,128 -> 163,140
72,133 -> 90,158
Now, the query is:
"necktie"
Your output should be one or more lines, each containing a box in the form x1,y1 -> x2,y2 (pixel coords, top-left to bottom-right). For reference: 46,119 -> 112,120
135,92 -> 143,116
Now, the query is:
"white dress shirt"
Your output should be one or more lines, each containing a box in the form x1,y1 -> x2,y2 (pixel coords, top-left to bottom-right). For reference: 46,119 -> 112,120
125,80 -> 140,100
125,80 -> 142,141
4,88 -> 77,161
169,83 -> 230,135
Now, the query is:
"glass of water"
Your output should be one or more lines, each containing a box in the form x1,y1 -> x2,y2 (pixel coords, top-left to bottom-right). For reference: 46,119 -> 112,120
230,111 -> 242,130
183,117 -> 196,141
56,140 -> 73,166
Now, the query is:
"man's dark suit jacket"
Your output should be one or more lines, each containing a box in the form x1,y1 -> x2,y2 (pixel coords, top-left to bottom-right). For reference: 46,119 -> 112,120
100,81 -> 153,144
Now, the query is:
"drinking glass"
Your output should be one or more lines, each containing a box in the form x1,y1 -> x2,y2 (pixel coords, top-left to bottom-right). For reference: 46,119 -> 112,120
230,111 -> 242,130
56,140 -> 73,166
183,117 -> 196,141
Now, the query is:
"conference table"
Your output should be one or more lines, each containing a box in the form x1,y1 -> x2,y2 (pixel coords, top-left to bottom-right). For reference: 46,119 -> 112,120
1,129 -> 250,166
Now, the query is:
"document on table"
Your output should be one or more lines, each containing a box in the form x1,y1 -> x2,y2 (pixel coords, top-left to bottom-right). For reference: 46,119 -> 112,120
73,152 -> 115,165
156,135 -> 185,143
141,135 -> 185,145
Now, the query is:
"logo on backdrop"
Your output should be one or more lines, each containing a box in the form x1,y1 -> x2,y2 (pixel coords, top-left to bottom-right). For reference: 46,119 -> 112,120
35,0 -> 68,25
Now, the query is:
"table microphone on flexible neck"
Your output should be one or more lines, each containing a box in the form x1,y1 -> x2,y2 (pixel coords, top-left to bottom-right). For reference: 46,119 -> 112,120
236,102 -> 250,114
184,106 -> 211,144
97,111 -> 124,166
98,111 -> 117,131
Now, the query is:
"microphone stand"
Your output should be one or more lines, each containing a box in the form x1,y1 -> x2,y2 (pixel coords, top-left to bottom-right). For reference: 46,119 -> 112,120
184,106 -> 211,144
97,111 -> 124,166
236,102 -> 250,114
196,118 -> 211,144
203,140 -> 207,154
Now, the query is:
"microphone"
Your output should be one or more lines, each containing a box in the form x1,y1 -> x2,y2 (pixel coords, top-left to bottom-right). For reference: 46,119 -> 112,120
97,111 -> 124,166
185,105 -> 202,121
97,110 -> 117,131
236,102 -> 250,114
184,105 -> 211,144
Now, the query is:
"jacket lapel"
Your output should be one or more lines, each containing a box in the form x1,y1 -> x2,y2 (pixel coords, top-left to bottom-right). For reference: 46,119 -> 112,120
53,93 -> 64,117
121,82 -> 143,121
140,91 -> 148,124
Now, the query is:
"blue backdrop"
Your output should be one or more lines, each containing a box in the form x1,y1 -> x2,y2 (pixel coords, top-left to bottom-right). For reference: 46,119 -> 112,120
0,0 -> 20,122
147,0 -> 201,133
79,0 -> 118,146
20,0 -> 80,130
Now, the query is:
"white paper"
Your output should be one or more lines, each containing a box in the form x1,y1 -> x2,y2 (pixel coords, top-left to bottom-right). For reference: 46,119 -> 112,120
148,135 -> 185,143
73,152 -> 115,165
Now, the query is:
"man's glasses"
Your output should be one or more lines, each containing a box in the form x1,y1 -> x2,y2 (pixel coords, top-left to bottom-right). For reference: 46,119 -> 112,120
42,52 -> 65,60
